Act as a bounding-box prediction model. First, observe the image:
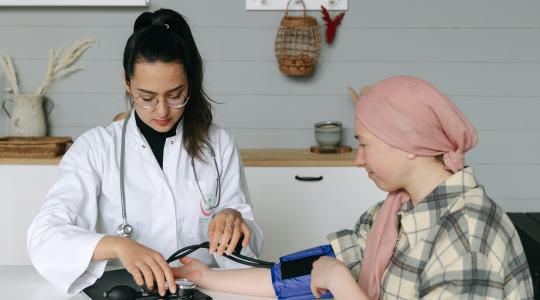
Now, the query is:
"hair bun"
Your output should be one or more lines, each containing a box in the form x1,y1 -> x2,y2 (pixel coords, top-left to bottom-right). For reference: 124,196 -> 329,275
151,19 -> 170,29
133,11 -> 154,32
133,9 -> 184,33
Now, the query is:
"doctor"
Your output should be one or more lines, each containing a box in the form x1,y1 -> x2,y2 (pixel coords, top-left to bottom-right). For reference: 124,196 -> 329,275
27,8 -> 263,297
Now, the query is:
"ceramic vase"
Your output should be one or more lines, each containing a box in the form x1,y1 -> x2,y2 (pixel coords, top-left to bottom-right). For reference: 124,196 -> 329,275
2,94 -> 53,136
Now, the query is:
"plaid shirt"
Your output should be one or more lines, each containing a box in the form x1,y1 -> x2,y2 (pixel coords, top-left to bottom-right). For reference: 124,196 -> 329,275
327,167 -> 534,299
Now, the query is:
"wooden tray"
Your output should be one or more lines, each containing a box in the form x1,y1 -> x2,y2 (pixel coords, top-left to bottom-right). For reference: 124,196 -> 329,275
0,136 -> 72,158
310,145 -> 352,154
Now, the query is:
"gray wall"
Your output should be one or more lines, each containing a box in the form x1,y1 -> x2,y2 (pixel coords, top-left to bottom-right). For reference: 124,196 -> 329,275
0,1 -> 539,211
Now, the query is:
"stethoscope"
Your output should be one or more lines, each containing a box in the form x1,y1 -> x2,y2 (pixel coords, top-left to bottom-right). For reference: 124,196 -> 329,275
104,238 -> 274,300
117,111 -> 222,238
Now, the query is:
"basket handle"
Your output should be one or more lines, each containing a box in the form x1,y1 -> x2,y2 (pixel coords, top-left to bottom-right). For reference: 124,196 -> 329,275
284,0 -> 307,17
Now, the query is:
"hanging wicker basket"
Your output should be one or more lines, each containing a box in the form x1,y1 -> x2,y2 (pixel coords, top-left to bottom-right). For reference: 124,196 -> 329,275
274,0 -> 321,76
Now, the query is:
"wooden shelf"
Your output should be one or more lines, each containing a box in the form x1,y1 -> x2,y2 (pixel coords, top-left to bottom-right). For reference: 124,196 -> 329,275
0,148 -> 357,167
240,148 -> 357,166
0,157 -> 62,165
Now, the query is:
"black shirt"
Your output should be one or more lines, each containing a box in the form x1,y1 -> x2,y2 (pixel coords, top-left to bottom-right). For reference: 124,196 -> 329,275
135,112 -> 181,169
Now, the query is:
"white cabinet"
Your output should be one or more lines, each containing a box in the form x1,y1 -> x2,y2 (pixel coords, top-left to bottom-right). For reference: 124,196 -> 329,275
0,164 -> 58,265
0,163 -> 386,265
245,167 -> 385,261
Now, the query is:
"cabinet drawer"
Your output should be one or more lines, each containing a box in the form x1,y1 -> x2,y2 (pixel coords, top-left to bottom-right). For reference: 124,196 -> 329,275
245,167 -> 385,261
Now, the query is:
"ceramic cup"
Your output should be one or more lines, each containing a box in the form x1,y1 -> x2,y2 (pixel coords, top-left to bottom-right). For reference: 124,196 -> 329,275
314,120 -> 342,149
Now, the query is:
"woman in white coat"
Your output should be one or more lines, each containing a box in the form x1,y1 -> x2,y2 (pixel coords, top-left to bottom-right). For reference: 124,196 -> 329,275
27,8 -> 263,297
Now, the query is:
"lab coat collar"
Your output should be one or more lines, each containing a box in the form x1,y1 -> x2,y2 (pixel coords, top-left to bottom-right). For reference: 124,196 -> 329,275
127,110 -> 184,145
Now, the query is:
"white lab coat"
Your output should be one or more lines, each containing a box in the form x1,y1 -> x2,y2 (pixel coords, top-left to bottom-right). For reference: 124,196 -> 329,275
27,112 -> 263,295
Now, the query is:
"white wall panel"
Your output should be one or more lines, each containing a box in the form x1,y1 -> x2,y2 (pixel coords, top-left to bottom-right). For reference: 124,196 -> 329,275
1,1 -> 539,28
0,0 -> 538,211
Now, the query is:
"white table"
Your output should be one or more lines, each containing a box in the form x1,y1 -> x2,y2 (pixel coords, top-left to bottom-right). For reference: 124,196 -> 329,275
0,266 -> 274,300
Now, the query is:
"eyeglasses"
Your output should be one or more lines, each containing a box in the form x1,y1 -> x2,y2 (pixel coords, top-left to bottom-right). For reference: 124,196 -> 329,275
129,87 -> 190,109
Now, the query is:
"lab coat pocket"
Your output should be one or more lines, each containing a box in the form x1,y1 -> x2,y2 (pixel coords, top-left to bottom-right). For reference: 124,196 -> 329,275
196,217 -> 212,242
185,179 -> 212,260
187,216 -> 216,267
181,179 -> 216,237
192,180 -> 213,249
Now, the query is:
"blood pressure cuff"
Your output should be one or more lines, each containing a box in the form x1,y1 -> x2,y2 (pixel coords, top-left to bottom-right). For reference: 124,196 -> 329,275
271,244 -> 335,299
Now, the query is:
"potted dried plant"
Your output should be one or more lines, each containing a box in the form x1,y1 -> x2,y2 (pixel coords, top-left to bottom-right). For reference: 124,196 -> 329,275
1,38 -> 96,136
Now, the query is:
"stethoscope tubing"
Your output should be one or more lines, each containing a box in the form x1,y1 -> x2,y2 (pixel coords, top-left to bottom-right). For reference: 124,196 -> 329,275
120,113 -> 130,229
191,139 -> 222,211
166,241 -> 274,268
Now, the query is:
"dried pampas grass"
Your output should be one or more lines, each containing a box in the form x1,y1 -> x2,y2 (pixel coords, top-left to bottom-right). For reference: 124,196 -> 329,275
36,38 -> 97,96
1,55 -> 20,95
0,38 -> 96,96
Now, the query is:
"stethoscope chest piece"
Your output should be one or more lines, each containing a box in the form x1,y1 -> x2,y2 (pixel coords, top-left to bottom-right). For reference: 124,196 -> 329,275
117,223 -> 133,238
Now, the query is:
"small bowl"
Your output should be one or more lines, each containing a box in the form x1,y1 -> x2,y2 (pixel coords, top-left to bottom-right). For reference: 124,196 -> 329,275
314,121 -> 342,149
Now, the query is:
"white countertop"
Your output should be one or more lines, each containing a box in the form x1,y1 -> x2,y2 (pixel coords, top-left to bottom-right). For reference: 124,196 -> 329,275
0,265 -> 274,300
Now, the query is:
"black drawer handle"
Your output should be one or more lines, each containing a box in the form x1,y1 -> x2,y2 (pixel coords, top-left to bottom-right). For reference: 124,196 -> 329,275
294,175 -> 323,182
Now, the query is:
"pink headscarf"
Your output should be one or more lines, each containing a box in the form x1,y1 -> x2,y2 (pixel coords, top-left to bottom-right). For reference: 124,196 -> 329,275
355,76 -> 478,299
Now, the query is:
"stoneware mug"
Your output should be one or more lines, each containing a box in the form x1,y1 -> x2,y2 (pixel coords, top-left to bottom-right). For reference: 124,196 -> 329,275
314,120 -> 342,149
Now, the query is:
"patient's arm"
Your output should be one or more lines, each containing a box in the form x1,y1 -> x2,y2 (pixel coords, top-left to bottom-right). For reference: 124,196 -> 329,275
172,257 -> 275,297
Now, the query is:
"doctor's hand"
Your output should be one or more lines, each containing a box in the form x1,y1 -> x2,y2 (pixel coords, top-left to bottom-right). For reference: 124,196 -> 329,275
208,208 -> 251,256
112,237 -> 176,297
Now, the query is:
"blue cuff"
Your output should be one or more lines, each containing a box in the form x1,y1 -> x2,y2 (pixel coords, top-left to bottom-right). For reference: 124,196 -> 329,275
271,245 -> 334,299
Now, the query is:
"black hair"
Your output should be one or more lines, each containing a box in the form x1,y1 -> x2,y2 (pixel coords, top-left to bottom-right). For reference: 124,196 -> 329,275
123,8 -> 212,161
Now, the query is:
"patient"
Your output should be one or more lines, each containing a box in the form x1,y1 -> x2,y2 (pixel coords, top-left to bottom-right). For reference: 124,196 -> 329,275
173,76 -> 534,299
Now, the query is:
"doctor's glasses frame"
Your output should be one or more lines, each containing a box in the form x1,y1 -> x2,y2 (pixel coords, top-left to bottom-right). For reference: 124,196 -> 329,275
128,85 -> 191,109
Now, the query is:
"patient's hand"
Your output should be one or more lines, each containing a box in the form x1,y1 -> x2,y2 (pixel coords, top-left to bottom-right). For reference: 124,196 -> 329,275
173,257 -> 274,296
310,256 -> 368,299
310,256 -> 349,298
172,257 -> 210,287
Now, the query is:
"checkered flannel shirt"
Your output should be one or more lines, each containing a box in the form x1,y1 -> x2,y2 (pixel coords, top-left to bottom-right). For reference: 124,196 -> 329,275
327,167 -> 534,299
